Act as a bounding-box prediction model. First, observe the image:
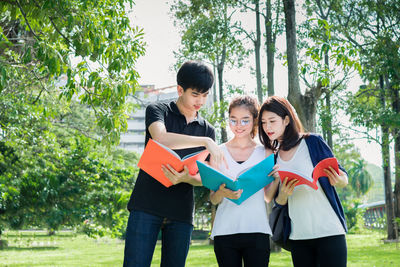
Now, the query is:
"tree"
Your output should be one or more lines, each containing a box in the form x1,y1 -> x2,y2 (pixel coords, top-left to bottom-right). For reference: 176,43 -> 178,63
282,0 -> 314,129
333,143 -> 363,201
0,87 -> 138,239
392,83 -> 400,224
349,159 -> 373,198
332,142 -> 373,232
0,1 -> 145,244
0,0 -> 145,144
235,0 -> 263,103
346,85 -> 398,240
236,0 -> 283,252
302,0 -> 359,147
264,0 -> 283,96
283,0 -> 358,132
171,0 -> 248,143
236,0 -> 284,99
331,0 -> 400,240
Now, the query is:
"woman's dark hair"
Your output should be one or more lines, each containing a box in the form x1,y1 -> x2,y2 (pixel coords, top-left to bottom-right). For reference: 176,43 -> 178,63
177,61 -> 214,93
258,96 -> 306,151
229,95 -> 259,139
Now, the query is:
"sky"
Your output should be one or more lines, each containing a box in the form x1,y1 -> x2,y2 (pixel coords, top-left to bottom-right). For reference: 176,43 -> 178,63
127,0 -> 386,167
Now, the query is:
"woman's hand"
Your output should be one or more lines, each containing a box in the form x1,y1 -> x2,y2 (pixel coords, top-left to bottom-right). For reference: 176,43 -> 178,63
275,177 -> 298,205
268,164 -> 281,182
324,167 -> 348,188
216,184 -> 243,200
264,164 -> 281,203
210,183 -> 242,205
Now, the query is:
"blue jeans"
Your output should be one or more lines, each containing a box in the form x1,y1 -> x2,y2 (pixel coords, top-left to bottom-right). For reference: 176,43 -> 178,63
123,210 -> 193,267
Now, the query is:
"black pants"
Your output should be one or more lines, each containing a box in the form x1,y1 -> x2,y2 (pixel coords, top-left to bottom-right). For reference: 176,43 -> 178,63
290,234 -> 347,267
213,233 -> 270,267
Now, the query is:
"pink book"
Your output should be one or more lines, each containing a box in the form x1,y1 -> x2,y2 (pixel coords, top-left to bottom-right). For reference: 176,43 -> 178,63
278,157 -> 339,190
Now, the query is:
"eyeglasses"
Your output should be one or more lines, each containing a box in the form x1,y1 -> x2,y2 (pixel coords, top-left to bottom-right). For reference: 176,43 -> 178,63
229,119 -> 251,126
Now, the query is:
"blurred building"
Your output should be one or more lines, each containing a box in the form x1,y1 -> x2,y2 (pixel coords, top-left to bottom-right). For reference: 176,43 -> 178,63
119,85 -> 214,153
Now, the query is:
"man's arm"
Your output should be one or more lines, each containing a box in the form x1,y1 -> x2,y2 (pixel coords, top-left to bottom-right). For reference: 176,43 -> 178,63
149,121 -> 227,168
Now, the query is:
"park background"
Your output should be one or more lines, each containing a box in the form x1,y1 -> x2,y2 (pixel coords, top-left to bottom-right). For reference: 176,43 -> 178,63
0,0 -> 399,266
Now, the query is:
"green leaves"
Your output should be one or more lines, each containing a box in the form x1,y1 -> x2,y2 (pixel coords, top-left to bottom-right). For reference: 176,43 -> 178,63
0,88 -> 139,236
299,17 -> 360,88
0,0 -> 145,235
0,0 -> 145,145
172,0 -> 248,70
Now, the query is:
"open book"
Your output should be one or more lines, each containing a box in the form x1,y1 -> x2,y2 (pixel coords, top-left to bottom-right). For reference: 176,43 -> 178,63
277,157 -> 339,190
137,138 -> 209,187
197,154 -> 275,205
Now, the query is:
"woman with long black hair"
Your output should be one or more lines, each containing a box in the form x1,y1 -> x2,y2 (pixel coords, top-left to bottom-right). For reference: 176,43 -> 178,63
258,96 -> 348,267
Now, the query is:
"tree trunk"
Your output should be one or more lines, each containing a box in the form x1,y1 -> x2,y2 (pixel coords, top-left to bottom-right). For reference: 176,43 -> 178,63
213,62 -> 217,103
298,92 -> 318,132
382,125 -> 397,240
48,229 -> 56,236
209,204 -> 217,245
0,229 -> 7,249
218,4 -> 228,143
283,0 -> 318,132
391,83 -> 400,222
380,77 -> 397,240
266,201 -> 281,252
255,0 -> 263,103
265,2 -> 279,252
0,240 -> 8,249
218,50 -> 228,143
394,132 -> 400,222
324,91 -> 333,146
324,51 -> 333,147
265,0 -> 275,96
283,0 -> 300,101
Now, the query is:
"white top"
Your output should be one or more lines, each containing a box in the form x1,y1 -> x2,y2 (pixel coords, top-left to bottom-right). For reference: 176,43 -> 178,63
210,144 -> 272,239
277,139 -> 346,240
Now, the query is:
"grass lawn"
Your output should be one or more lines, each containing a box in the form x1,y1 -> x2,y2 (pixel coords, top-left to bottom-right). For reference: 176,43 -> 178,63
0,230 -> 399,266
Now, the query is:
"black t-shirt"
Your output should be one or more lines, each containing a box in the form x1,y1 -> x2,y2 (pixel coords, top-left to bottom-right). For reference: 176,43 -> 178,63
127,101 -> 216,224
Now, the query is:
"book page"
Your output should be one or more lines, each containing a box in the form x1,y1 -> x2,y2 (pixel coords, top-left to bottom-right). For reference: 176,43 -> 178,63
182,150 -> 202,160
278,168 -> 313,183
152,139 -> 181,160
235,153 -> 275,179
236,165 -> 252,178
233,154 -> 275,204
312,157 -> 339,180
197,161 -> 239,192
212,167 -> 236,181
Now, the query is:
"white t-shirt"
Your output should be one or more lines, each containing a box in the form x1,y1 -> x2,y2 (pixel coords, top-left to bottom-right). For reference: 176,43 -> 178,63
210,144 -> 272,239
277,139 -> 346,240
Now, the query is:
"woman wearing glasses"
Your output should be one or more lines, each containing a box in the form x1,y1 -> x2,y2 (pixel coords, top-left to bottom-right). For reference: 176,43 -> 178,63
209,95 -> 280,267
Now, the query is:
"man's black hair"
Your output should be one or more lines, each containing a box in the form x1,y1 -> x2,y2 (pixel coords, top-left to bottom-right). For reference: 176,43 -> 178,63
177,61 -> 214,93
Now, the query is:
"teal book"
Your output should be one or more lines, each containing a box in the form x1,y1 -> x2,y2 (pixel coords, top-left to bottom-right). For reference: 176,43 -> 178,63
197,154 -> 275,205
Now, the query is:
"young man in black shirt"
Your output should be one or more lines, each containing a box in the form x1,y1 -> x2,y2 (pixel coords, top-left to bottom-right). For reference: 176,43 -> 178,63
123,61 -> 225,267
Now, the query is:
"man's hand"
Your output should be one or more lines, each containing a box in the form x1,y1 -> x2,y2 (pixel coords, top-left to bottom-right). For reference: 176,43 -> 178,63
205,139 -> 228,169
162,165 -> 201,186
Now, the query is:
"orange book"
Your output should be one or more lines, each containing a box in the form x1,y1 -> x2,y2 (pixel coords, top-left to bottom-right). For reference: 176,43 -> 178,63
137,138 -> 210,187
278,157 -> 339,190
